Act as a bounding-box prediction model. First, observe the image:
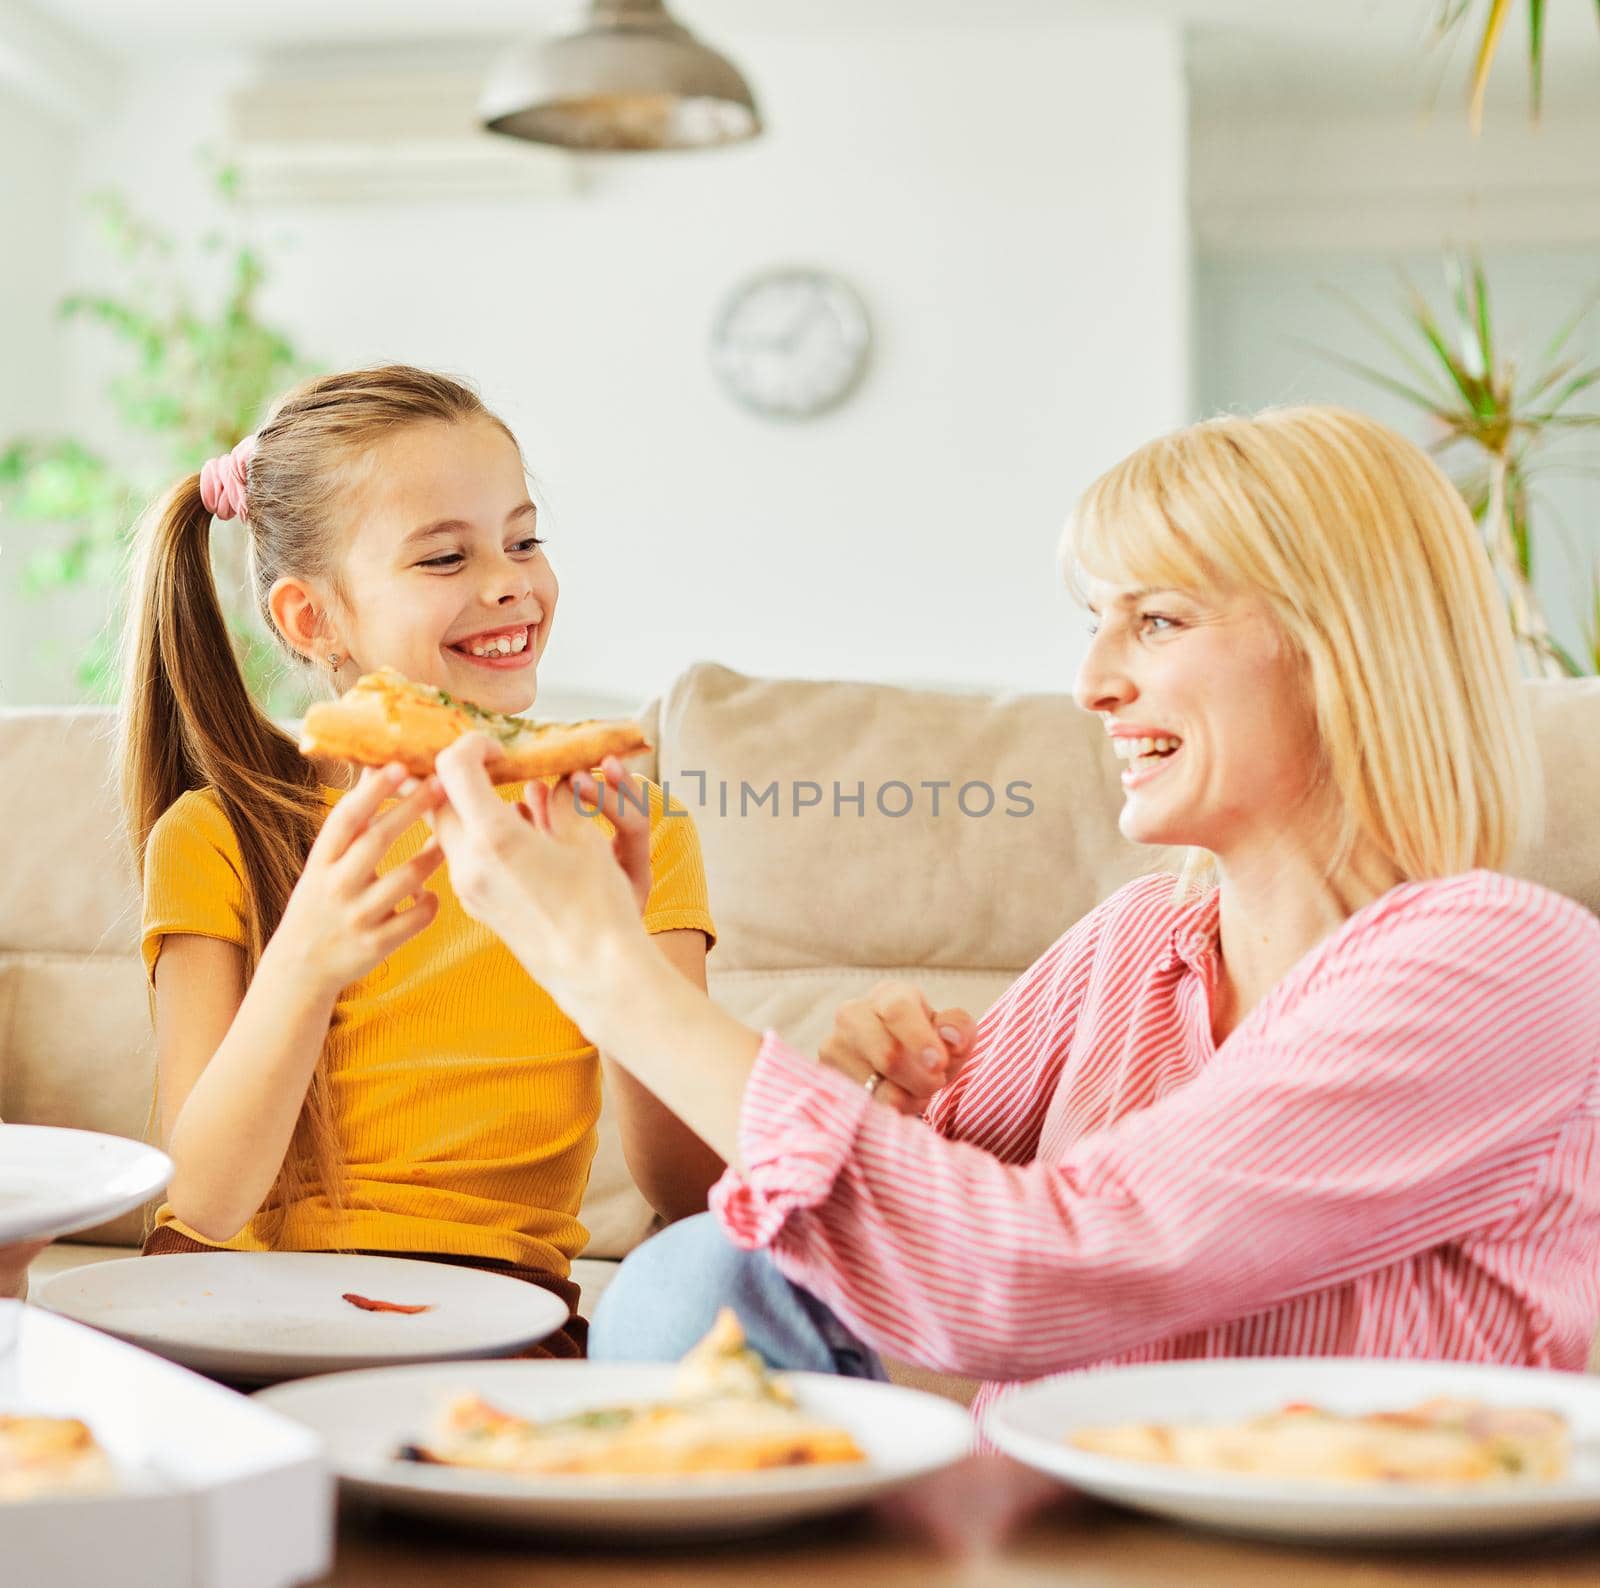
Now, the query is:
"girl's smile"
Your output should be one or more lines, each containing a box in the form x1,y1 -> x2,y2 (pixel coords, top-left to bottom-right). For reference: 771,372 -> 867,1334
445,620 -> 540,672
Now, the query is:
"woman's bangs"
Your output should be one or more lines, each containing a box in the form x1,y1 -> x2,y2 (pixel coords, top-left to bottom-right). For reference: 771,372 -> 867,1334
1062,460 -> 1215,603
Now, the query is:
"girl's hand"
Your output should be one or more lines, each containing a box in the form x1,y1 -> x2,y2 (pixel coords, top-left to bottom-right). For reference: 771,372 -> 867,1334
430,735 -> 648,1041
269,763 -> 447,998
817,982 -> 977,1116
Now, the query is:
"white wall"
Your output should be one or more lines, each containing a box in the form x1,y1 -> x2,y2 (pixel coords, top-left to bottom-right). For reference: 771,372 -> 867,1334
0,84 -> 78,707
6,18 -> 1191,709
1192,104 -> 1600,255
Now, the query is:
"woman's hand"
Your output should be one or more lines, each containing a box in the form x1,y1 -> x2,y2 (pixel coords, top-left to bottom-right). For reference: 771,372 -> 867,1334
430,735 -> 651,1044
433,734 -> 761,1165
268,763 -> 446,997
561,755 -> 652,915
817,982 -> 977,1115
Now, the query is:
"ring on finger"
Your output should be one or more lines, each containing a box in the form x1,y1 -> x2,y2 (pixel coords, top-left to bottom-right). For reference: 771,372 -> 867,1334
863,1071 -> 886,1096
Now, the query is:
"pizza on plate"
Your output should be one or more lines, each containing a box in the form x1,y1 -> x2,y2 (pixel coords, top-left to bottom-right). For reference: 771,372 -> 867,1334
0,1414 -> 113,1502
398,1309 -> 866,1478
1069,1396 -> 1570,1485
299,666 -> 649,783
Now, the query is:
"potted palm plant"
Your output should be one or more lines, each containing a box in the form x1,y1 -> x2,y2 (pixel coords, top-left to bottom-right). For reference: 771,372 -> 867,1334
1433,0 -> 1600,129
1324,252 -> 1600,677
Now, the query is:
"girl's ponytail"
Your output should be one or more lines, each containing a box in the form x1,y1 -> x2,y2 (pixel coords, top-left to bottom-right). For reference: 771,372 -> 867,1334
118,471 -> 321,964
118,366 -> 519,1233
118,470 -> 333,1225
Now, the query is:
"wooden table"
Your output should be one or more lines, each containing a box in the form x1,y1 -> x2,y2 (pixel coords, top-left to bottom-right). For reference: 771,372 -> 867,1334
322,1455 -> 1600,1586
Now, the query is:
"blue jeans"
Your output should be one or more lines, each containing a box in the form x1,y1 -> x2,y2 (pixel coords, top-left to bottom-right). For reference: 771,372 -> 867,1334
589,1211 -> 888,1380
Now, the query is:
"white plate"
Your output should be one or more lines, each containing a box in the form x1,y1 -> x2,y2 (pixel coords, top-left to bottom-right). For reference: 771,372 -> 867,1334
36,1251 -> 570,1384
985,1356 -> 1600,1545
0,1124 -> 171,1245
259,1360 -> 974,1538
0,1301 -> 331,1588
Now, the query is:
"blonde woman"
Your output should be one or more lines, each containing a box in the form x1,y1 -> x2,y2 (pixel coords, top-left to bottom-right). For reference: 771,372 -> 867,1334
425,406 -> 1600,1410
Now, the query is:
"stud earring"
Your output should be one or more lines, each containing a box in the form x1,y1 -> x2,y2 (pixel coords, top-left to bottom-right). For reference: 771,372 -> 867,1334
327,651 -> 343,669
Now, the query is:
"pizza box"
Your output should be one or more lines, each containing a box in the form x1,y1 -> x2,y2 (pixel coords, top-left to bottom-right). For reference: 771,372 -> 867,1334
0,1301 -> 332,1588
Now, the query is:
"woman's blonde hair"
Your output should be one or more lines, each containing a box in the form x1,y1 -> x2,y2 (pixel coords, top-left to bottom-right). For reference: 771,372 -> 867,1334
118,365 -> 518,1234
1061,404 -> 1542,895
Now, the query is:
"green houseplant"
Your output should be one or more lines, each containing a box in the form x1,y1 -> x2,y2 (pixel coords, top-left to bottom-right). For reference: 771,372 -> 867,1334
1433,0 -> 1600,129
1324,251 -> 1600,677
0,165 -> 316,709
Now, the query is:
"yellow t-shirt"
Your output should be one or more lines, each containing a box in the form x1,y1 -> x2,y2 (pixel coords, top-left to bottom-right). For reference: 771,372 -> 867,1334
140,780 -> 715,1275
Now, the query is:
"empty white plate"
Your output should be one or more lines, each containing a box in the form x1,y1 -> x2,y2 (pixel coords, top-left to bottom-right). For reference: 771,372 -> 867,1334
0,1124 -> 171,1245
985,1356 -> 1600,1545
259,1360 -> 974,1539
37,1251 -> 569,1384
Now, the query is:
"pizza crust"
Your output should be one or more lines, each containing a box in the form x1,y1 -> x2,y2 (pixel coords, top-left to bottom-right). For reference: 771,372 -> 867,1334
1069,1397 -> 1570,1486
298,667 -> 649,783
0,1414 -> 114,1502
398,1309 -> 866,1479
406,1395 -> 864,1477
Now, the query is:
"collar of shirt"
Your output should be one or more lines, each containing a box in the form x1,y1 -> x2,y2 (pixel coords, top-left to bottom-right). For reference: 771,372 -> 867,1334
1159,884 -> 1222,974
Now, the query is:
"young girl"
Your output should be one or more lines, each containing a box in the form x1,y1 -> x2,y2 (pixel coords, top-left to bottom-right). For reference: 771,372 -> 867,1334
119,366 -> 720,1353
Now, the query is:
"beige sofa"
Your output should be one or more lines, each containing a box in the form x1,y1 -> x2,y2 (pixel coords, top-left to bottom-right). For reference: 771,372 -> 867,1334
5,664 -> 1600,1363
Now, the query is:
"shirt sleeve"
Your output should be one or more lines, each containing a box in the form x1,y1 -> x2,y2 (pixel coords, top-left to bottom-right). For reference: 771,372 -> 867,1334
711,882 -> 1600,1381
640,780 -> 717,947
923,884 -> 1130,1161
141,791 -> 249,986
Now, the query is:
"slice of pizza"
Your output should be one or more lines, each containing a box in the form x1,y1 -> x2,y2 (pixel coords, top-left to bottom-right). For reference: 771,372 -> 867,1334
1069,1395 -> 1570,1486
0,1414 -> 114,1502
298,667 -> 649,783
397,1309 -> 866,1478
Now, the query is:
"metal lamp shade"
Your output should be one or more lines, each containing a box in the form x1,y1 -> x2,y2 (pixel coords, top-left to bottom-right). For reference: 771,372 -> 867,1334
481,0 -> 762,152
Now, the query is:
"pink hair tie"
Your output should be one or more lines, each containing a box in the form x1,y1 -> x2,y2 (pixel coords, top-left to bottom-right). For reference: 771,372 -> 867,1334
199,435 -> 257,522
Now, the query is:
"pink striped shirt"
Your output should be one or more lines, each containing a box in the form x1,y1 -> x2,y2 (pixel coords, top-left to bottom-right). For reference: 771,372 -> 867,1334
711,870 -> 1600,1418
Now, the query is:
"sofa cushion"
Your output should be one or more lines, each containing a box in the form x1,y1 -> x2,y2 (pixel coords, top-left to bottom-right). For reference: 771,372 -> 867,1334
661,666 -> 1600,998
0,708 -> 138,957
1518,678 -> 1600,914
653,662 -> 1167,980
0,953 -> 157,1245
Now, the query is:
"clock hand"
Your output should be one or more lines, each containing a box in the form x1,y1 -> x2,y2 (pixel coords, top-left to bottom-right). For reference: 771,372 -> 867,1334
733,330 -> 792,351
737,299 -> 820,355
778,300 -> 827,354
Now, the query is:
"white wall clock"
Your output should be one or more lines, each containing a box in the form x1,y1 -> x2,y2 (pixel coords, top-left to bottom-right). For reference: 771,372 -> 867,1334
710,268 -> 872,420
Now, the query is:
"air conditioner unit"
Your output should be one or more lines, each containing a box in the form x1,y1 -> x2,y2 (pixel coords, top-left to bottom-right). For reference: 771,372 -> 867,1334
228,68 -> 581,203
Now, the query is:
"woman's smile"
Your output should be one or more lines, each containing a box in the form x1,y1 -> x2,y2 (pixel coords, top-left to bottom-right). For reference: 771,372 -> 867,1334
1107,723 -> 1186,792
1119,739 -> 1183,790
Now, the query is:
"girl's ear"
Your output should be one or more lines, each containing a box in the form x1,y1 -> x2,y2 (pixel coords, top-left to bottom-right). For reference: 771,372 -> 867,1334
269,575 -> 337,664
